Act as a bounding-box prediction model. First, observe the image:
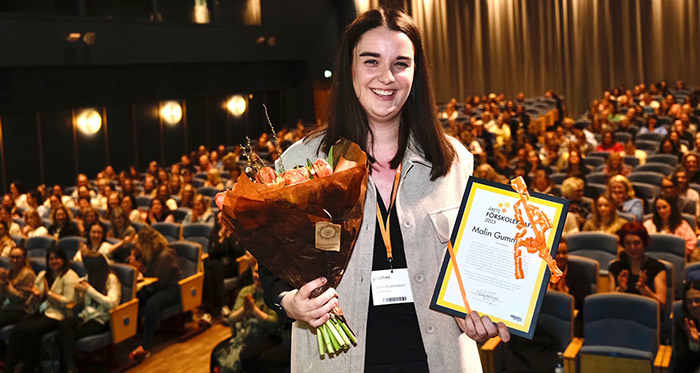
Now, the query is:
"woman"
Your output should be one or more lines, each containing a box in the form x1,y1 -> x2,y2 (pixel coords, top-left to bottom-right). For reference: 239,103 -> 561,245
259,8 -> 505,372
4,246 -> 79,372
128,227 -> 182,360
182,195 -> 214,225
595,130 -> 624,152
108,207 -> 136,240
0,220 -> 16,257
146,198 -> 174,225
105,191 -> 121,218
531,169 -> 557,195
57,252 -> 120,373
48,205 -> 81,240
606,174 -> 644,222
563,148 -> 590,179
21,208 -> 49,238
204,168 -> 225,191
682,152 -> 700,185
74,222 -> 114,262
169,174 -> 183,196
674,280 -> 700,372
155,184 -> 178,211
121,194 -> 143,224
213,261 -> 286,373
178,184 -> 196,209
608,222 -> 667,308
10,181 -> 27,210
0,247 -> 36,327
673,167 -> 700,216
659,137 -> 683,161
643,195 -> 698,261
79,206 -> 101,237
601,152 -> 631,179
582,195 -> 627,234
561,177 -> 591,230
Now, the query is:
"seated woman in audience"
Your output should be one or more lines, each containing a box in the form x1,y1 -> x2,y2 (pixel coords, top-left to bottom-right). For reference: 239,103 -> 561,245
146,198 -> 175,225
128,227 -> 182,360
204,168 -> 225,191
78,206 -> 101,237
143,175 -> 157,198
121,177 -> 137,198
619,138 -> 647,166
108,207 -> 136,240
682,152 -> 700,185
157,169 -> 169,187
595,130 -> 624,152
639,115 -> 667,136
601,152 -> 631,178
643,195 -> 698,261
26,190 -> 49,220
48,205 -> 81,240
531,169 -> 557,195
155,184 -> 178,211
178,184 -> 196,209
526,149 -> 550,178
659,137 -> 684,162
105,191 -> 121,218
607,174 -> 644,222
0,221 -> 16,256
57,252 -> 120,373
169,174 -> 183,196
0,207 -> 21,237
4,246 -> 79,372
121,194 -> 144,224
674,280 -> 700,372
0,247 -> 36,328
2,194 -> 18,218
493,151 -> 514,179
75,222 -> 114,262
21,208 -> 49,238
562,148 -> 590,179
183,195 -> 214,225
673,167 -> 700,216
10,181 -> 27,210
609,222 -> 667,308
582,194 -> 627,234
47,184 -> 75,208
213,260 -> 287,373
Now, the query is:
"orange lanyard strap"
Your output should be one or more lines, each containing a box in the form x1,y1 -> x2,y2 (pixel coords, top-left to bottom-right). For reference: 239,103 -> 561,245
376,165 -> 402,268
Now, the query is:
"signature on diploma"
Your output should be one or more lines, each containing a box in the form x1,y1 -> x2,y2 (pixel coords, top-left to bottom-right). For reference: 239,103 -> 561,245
471,289 -> 502,306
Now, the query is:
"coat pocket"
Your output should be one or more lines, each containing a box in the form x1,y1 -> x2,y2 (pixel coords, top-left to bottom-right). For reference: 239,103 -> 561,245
427,205 -> 461,244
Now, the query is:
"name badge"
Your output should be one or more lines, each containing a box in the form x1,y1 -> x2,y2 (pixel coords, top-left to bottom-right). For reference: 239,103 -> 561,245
371,268 -> 414,306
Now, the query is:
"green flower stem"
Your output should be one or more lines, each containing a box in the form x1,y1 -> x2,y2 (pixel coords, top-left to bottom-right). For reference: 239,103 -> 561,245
331,317 -> 351,346
325,323 -> 341,351
337,317 -> 357,345
317,327 -> 325,357
326,319 -> 346,347
321,323 -> 334,354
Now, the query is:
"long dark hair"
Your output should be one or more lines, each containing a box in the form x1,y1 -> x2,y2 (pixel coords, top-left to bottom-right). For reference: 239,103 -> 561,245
314,7 -> 455,181
83,251 -> 110,295
651,195 -> 683,232
46,245 -> 70,286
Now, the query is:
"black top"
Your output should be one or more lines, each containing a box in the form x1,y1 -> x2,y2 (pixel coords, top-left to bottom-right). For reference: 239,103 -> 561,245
48,221 -> 81,239
364,190 -> 427,366
608,255 -> 665,294
564,261 -> 592,312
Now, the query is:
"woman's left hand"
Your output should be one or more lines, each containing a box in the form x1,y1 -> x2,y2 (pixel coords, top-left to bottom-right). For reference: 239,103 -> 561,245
636,270 -> 648,292
456,311 -> 510,343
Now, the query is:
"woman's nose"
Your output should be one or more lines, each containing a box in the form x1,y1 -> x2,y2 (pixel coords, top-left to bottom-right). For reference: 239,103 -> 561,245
377,67 -> 395,84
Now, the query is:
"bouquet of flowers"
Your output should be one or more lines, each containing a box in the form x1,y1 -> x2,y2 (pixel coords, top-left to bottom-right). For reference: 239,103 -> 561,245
217,132 -> 368,358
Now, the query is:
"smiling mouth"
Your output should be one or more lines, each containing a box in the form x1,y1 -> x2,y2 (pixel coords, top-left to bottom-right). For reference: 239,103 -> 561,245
371,88 -> 395,97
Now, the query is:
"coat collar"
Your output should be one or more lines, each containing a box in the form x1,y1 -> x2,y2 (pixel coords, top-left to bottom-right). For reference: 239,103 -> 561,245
404,134 -> 432,169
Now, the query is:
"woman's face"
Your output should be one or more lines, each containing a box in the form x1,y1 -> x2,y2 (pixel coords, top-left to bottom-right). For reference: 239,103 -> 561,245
89,224 -> 104,244
527,151 -> 539,166
610,181 -> 626,202
108,193 -> 120,208
194,200 -> 205,214
670,131 -> 679,142
676,171 -> 689,188
656,199 -> 672,221
26,214 -> 38,228
9,248 -> 24,271
113,214 -> 125,229
48,252 -> 64,273
85,211 -> 97,224
685,156 -> 699,174
662,141 -> 673,154
151,200 -> 163,214
609,154 -> 622,168
569,151 -> 580,165
597,196 -> 612,217
55,209 -> 66,225
686,288 -> 700,320
622,234 -> 645,260
602,132 -> 613,146
121,197 -> 133,212
183,187 -> 194,200
157,186 -> 169,200
352,25 -> 415,129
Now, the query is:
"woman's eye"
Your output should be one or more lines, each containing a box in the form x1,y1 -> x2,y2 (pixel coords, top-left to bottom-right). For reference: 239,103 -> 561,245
395,62 -> 409,68
364,59 -> 378,65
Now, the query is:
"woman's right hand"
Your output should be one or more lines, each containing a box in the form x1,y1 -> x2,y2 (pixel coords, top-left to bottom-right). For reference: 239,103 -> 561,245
280,277 -> 338,328
617,269 -> 629,292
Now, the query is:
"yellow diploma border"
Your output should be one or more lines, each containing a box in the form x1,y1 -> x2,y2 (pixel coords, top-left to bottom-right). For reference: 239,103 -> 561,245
434,181 -> 565,334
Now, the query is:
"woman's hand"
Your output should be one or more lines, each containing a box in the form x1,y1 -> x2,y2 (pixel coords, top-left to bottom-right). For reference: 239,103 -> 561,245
636,270 -> 648,292
686,318 -> 700,345
616,269 -> 629,292
456,312 -> 510,343
280,277 -> 338,328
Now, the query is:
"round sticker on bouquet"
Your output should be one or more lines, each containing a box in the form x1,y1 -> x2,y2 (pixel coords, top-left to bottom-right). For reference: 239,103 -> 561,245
316,221 -> 341,252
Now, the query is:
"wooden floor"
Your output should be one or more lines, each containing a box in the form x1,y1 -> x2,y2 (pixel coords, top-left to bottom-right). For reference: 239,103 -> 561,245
126,322 -> 231,373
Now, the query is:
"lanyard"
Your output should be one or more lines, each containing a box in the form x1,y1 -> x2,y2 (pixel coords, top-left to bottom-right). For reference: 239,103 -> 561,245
376,164 -> 402,271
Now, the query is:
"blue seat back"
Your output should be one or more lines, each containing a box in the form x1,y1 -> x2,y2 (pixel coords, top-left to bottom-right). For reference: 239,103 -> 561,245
585,172 -> 607,185
684,262 -> 700,282
634,163 -> 674,175
583,293 -> 659,353
183,223 -> 213,241
672,300 -> 684,347
110,263 -> 136,304
132,222 -> 146,233
152,222 -> 181,242
29,258 -> 46,274
135,196 -> 152,209
26,236 -> 57,258
70,261 -> 86,277
172,207 -> 191,223
197,187 -> 218,198
0,257 -> 9,269
10,235 -> 24,249
171,240 -> 200,277
628,171 -> 664,187
58,236 -> 87,261
647,234 -> 685,300
539,290 -> 574,351
566,232 -> 618,272
646,153 -> 678,167
623,155 -> 640,167
568,255 -> 599,294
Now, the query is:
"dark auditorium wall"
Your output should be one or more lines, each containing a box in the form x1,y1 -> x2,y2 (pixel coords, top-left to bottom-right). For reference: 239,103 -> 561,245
0,0 -> 356,191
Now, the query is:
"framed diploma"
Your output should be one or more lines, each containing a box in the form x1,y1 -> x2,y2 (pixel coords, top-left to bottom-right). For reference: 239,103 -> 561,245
430,176 -> 569,339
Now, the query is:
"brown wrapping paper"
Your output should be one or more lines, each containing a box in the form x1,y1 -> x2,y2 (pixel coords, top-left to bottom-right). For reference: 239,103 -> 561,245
219,139 -> 369,298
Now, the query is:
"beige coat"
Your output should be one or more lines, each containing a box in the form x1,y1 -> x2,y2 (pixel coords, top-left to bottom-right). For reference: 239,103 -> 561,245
280,135 -> 482,372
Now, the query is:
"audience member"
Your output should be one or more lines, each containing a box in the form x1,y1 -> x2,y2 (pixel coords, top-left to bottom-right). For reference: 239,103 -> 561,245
0,207 -> 21,237
48,205 -> 81,240
146,198 -> 175,225
673,167 -> 700,216
606,174 -> 644,222
0,221 -> 16,257
128,227 -> 182,360
674,280 -> 700,372
601,152 -> 631,179
155,184 -> 178,211
582,195 -> 627,234
204,168 -> 225,191
183,195 -> 214,225
57,252 -> 120,373
609,222 -> 667,308
643,195 -> 698,261
9,181 -> 27,210
0,247 -> 36,327
21,208 -> 48,238
121,195 -> 143,224
4,246 -> 79,372
595,130 -> 624,152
